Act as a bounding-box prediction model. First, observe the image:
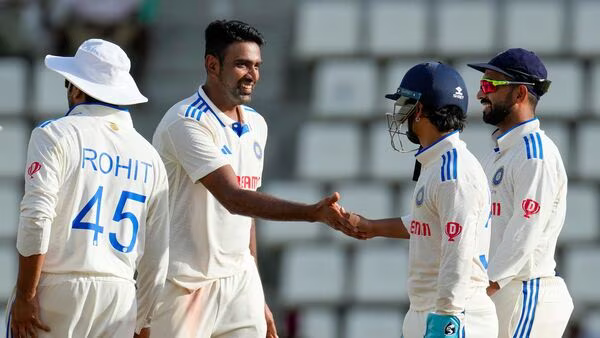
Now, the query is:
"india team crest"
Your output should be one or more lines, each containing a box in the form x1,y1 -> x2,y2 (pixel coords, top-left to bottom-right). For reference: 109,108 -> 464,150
253,141 -> 263,160
492,166 -> 504,185
415,186 -> 424,206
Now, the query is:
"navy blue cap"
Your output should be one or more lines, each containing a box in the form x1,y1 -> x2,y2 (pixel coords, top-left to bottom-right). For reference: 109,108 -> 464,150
467,48 -> 548,97
385,62 -> 468,113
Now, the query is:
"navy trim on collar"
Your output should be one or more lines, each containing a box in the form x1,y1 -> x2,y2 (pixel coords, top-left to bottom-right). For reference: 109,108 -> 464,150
496,117 -> 538,140
415,130 -> 460,156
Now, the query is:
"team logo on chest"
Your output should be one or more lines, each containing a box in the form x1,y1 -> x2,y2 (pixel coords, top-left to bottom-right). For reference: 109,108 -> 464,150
415,186 -> 425,206
253,141 -> 263,160
492,166 -> 504,185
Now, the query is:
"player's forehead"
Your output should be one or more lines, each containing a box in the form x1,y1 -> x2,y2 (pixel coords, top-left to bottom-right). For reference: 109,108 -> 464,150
223,41 -> 262,64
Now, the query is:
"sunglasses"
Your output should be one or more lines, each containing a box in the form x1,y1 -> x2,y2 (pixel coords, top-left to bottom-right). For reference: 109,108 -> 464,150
480,78 -> 534,94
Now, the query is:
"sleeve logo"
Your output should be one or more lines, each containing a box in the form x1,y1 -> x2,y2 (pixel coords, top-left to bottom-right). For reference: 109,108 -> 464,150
27,162 -> 42,178
253,141 -> 263,160
415,186 -> 425,206
445,222 -> 462,242
522,198 -> 540,218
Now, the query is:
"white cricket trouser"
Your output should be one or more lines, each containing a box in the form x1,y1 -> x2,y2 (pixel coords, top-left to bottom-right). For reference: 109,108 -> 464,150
149,265 -> 266,338
491,276 -> 573,338
6,273 -> 136,338
403,289 -> 498,338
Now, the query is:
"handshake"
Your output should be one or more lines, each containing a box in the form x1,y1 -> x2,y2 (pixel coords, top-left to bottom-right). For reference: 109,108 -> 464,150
312,192 -> 375,240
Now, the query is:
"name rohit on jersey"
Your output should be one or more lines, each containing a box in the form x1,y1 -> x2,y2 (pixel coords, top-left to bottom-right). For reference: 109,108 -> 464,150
82,148 -> 153,183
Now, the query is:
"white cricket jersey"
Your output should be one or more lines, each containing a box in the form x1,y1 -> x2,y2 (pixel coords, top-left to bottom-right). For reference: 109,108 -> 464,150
408,131 -> 491,314
17,103 -> 170,330
152,86 -> 267,289
482,118 -> 567,288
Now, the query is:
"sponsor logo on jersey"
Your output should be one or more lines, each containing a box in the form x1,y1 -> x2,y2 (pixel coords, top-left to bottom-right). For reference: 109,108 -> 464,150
522,198 -> 540,218
253,141 -> 262,160
491,202 -> 501,216
492,166 -> 504,185
409,220 -> 431,237
445,222 -> 462,242
415,186 -> 424,206
237,175 -> 261,190
27,161 -> 42,178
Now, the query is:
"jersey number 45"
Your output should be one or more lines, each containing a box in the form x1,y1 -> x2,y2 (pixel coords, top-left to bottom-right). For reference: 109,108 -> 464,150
72,185 -> 146,253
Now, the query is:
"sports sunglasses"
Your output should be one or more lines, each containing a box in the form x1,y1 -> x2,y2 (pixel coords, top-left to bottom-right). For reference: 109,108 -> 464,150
480,78 -> 535,94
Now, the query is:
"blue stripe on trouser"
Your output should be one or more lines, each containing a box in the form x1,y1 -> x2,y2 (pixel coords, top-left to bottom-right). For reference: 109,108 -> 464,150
523,278 -> 540,337
513,279 -> 540,338
512,281 -> 530,338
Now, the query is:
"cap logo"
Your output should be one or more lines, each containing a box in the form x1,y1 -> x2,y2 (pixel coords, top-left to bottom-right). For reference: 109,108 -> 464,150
453,87 -> 464,100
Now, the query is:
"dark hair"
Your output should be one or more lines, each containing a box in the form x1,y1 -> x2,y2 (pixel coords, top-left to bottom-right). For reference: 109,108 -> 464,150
527,91 -> 538,110
205,20 -> 265,62
422,104 -> 467,133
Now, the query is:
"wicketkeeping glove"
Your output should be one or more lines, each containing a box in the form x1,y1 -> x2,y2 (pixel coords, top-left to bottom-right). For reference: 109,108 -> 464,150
424,312 -> 462,338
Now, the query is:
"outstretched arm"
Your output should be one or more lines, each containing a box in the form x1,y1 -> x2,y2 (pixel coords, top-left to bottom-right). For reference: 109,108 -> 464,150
199,165 -> 354,233
342,210 -> 410,239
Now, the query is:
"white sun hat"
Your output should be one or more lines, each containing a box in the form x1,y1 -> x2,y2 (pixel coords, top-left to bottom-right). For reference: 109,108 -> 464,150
45,38 -> 147,105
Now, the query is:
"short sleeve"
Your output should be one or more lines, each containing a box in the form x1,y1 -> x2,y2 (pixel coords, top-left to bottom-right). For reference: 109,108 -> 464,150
166,118 -> 229,182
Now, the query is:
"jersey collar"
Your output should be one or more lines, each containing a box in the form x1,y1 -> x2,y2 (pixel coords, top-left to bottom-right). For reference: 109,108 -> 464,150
65,102 -> 133,127
415,130 -> 461,166
198,86 -> 251,136
493,118 -> 540,152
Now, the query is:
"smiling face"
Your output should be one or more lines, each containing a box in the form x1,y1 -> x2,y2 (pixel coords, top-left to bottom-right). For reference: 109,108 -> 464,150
215,41 -> 262,105
476,70 -> 521,126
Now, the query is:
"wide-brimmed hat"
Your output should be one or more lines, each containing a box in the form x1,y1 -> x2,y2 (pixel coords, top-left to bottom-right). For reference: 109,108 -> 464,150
45,39 -> 147,105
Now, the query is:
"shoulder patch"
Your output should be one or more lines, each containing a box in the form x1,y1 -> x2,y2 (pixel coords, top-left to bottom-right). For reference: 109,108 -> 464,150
440,148 -> 458,182
523,132 -> 544,160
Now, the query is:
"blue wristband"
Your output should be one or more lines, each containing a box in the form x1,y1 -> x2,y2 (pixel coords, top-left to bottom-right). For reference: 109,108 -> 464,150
425,313 -> 461,338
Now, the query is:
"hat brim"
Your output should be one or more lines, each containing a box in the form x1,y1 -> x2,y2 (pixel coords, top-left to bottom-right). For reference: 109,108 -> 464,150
467,63 -> 515,79
45,55 -> 148,105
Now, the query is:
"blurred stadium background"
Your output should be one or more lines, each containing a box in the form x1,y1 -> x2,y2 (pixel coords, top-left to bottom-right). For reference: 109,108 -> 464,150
1,0 -> 600,337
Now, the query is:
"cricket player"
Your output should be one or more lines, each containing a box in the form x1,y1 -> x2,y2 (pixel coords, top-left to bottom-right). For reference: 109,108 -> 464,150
468,48 -> 573,337
344,62 -> 497,338
150,20 -> 352,338
8,39 -> 169,338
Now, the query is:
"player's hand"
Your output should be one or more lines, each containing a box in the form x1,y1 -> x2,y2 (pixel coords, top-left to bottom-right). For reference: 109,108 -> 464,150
265,303 -> 278,338
313,192 -> 358,236
10,293 -> 50,338
340,209 -> 376,239
134,327 -> 150,338
487,281 -> 500,297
